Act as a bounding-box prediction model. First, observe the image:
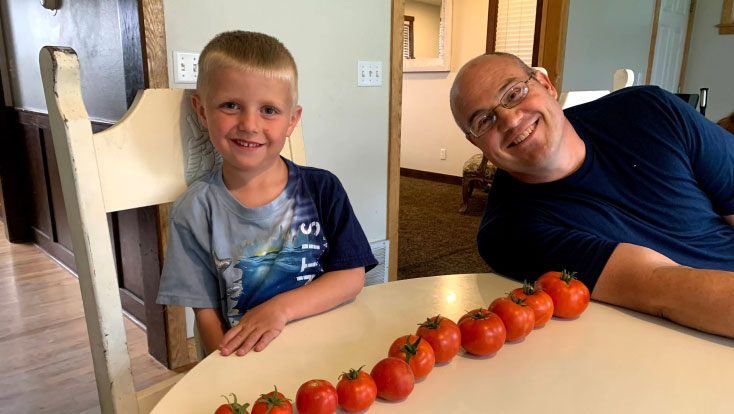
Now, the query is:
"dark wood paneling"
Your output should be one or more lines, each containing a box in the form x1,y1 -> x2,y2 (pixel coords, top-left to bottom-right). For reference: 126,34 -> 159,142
23,124 -> 53,237
42,128 -> 73,252
0,107 -> 32,242
118,0 -> 145,107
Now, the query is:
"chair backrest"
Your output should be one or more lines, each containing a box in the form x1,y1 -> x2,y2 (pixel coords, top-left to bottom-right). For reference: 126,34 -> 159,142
558,90 -> 610,109
613,68 -> 634,91
39,46 -> 305,413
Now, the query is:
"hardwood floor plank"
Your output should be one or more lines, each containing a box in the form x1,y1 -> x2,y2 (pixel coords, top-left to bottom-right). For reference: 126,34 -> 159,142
0,221 -> 181,413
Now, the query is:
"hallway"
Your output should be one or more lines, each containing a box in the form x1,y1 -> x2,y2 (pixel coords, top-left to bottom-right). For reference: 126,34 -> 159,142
0,221 -> 179,413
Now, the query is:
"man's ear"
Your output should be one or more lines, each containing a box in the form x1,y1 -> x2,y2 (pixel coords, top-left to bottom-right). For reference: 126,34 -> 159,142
534,69 -> 558,100
286,105 -> 303,137
191,93 -> 209,129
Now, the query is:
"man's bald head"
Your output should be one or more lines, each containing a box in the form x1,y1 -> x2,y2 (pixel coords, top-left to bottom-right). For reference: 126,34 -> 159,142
450,53 -> 535,133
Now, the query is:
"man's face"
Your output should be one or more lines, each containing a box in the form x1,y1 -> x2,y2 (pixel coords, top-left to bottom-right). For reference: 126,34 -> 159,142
453,56 -> 568,182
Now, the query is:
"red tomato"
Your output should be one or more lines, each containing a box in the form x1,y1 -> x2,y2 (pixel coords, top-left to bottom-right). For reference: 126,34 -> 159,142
489,295 -> 535,341
458,308 -> 506,356
416,315 -> 461,363
295,379 -> 337,414
387,335 -> 435,379
251,386 -> 292,414
215,393 -> 250,414
337,366 -> 377,412
536,270 -> 590,318
510,281 -> 555,327
370,357 -> 415,401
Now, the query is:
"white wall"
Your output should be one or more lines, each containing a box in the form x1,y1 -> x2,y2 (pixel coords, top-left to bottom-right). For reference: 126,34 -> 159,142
0,0 -> 128,121
683,0 -> 734,122
562,0 -> 656,92
400,0 -> 488,177
163,1 -> 391,242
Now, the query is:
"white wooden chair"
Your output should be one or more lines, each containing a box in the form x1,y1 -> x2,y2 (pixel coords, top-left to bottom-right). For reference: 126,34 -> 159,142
39,46 -> 306,413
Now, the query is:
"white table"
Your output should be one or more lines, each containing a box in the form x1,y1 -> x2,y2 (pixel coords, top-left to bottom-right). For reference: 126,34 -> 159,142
151,273 -> 734,413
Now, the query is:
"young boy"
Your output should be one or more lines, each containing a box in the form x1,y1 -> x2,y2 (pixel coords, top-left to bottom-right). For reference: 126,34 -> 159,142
157,31 -> 377,357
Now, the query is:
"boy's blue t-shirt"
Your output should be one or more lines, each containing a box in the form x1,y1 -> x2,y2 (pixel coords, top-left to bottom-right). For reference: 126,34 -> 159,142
157,158 -> 377,328
478,86 -> 734,290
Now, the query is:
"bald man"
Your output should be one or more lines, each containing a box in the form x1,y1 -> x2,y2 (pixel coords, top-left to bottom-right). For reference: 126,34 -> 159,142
450,52 -> 734,338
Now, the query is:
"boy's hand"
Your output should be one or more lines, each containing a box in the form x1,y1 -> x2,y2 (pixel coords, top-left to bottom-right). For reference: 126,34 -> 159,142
219,300 -> 288,356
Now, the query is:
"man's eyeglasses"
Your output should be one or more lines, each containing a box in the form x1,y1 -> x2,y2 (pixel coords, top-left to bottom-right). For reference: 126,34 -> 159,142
467,73 -> 535,139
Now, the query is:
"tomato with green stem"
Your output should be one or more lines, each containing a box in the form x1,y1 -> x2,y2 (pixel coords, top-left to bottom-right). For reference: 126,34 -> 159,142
215,393 -> 249,414
388,334 -> 435,379
458,308 -> 506,356
511,281 -> 554,327
336,366 -> 377,412
416,315 -> 461,363
536,270 -> 590,318
489,294 -> 535,341
251,385 -> 292,414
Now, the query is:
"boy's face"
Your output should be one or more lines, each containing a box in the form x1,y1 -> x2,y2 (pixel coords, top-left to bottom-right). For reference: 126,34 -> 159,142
192,66 -> 302,178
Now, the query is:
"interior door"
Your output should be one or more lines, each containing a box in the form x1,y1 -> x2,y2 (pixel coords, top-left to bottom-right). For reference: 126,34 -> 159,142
649,0 -> 691,92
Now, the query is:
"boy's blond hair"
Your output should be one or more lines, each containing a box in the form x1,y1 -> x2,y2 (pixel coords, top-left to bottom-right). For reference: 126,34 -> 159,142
196,31 -> 298,106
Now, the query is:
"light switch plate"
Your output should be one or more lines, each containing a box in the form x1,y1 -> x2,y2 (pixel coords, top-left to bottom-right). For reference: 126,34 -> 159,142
357,61 -> 382,87
174,51 -> 199,84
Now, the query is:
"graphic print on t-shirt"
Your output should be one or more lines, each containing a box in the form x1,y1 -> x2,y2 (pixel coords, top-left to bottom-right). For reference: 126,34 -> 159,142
224,192 -> 327,327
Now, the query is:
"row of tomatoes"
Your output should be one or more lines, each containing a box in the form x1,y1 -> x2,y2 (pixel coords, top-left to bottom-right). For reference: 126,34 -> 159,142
215,270 -> 590,414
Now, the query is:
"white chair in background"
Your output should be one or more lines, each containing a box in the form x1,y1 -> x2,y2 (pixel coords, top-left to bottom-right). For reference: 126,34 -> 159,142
39,46 -> 306,413
613,68 -> 635,91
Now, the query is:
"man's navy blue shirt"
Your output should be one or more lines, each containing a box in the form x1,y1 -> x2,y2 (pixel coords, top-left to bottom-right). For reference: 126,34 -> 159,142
478,86 -> 734,290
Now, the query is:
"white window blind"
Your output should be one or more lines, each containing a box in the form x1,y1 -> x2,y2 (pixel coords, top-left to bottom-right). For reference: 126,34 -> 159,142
495,0 -> 537,65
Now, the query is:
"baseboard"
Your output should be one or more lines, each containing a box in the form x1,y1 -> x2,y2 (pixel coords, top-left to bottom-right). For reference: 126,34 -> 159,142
400,168 -> 462,185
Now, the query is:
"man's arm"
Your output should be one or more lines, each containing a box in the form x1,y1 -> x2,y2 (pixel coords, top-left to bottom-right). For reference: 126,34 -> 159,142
725,214 -> 734,228
219,267 -> 365,356
592,243 -> 734,338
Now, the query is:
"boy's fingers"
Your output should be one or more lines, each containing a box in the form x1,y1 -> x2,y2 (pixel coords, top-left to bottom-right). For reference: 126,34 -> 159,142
253,330 -> 278,352
235,331 -> 262,356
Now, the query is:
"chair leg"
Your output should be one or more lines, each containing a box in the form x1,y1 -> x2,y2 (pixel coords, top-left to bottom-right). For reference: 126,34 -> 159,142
459,179 -> 472,213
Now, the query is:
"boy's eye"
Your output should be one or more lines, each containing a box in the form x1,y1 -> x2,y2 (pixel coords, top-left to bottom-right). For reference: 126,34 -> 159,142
262,107 -> 278,115
221,102 -> 239,110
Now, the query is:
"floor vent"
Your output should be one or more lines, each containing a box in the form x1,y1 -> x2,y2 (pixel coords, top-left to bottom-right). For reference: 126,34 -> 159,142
365,240 -> 389,286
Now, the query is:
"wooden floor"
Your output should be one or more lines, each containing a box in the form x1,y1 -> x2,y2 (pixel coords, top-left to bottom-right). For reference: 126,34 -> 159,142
0,221 -> 180,413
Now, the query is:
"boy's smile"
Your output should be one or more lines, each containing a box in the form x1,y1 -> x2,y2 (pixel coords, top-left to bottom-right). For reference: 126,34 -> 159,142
192,66 -> 302,184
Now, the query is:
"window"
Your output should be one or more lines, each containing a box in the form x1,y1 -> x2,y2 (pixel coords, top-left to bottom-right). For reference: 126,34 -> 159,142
493,0 -> 538,65
403,16 -> 415,59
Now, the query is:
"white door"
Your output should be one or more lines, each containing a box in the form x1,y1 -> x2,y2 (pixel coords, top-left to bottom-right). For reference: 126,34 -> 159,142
650,0 -> 691,92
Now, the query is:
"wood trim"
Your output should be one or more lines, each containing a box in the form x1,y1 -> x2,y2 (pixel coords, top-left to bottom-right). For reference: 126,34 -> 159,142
536,0 -> 570,91
139,0 -> 196,368
400,168 -> 462,185
139,0 -> 169,89
678,0 -> 696,91
717,23 -> 734,34
486,0 -> 499,53
646,0 -> 662,85
532,0 -> 545,66
720,0 -> 734,31
387,0 -> 404,282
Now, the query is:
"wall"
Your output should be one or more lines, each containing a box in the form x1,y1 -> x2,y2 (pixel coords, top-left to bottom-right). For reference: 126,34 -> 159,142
683,0 -> 734,121
164,1 -> 391,242
0,0 -> 127,122
405,1 -> 440,58
562,0 -> 656,92
400,0 -> 489,176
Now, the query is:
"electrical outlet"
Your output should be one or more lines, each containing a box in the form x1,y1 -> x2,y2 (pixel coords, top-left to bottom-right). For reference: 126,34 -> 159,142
174,51 -> 199,84
357,61 -> 382,87
440,148 -> 447,160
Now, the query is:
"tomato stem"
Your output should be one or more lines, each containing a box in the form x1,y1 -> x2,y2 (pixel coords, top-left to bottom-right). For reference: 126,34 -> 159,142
221,393 -> 250,414
560,269 -> 578,285
257,385 -> 291,413
399,335 -> 423,364
339,366 -> 365,381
